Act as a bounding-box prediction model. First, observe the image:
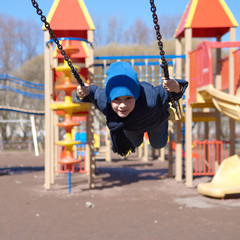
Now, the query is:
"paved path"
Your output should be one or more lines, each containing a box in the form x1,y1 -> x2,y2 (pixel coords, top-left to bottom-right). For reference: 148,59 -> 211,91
0,152 -> 239,240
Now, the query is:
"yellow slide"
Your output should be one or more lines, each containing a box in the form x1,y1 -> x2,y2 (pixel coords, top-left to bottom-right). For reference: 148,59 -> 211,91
197,155 -> 240,198
197,85 -> 240,122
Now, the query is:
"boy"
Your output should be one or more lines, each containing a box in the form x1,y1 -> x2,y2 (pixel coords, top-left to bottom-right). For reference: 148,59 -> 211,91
76,61 -> 188,156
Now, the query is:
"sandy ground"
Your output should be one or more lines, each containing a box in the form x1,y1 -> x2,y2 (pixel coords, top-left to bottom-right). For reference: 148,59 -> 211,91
0,151 -> 240,240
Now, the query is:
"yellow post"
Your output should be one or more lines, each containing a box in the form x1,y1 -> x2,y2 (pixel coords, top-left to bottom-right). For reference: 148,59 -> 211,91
44,31 -> 54,189
158,148 -> 165,162
86,29 -> 95,189
168,128 -> 173,177
229,27 -> 236,156
137,145 -> 143,159
105,127 -> 112,162
143,135 -> 148,162
175,38 -> 183,182
184,28 -> 193,187
175,120 -> 182,182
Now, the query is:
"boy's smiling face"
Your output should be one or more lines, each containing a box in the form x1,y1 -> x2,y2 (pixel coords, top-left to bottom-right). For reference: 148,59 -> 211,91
111,96 -> 136,118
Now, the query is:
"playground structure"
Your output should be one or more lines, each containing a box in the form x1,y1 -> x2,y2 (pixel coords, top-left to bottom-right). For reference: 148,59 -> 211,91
39,0 -> 240,197
43,0 -> 95,189
173,0 -> 240,197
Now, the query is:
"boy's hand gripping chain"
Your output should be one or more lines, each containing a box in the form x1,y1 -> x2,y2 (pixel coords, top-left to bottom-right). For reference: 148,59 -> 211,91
150,0 -> 182,120
31,0 -> 85,87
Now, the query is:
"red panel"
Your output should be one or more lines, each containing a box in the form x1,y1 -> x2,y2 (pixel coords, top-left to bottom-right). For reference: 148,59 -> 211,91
190,41 -> 213,91
50,0 -> 90,31
220,56 -> 229,91
79,68 -> 88,81
192,27 -> 229,38
198,42 -> 213,87
234,49 -> 240,94
53,70 -> 64,100
192,0 -> 233,28
189,50 -> 198,104
72,116 -> 87,122
189,41 -> 240,99
176,0 -> 236,38
53,31 -> 87,39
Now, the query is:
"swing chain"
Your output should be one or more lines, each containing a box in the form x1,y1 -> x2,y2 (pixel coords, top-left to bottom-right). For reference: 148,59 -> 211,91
150,0 -> 181,119
31,0 -> 85,86
150,0 -> 169,79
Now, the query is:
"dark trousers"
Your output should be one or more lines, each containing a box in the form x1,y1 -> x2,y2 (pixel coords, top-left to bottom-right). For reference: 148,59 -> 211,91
124,120 -> 168,149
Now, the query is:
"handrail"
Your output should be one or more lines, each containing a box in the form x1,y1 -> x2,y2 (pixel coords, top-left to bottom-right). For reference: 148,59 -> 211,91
46,37 -> 93,48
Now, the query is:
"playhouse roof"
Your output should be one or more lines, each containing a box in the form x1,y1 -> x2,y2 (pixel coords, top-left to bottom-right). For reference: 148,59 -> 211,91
43,0 -> 95,38
174,0 -> 238,39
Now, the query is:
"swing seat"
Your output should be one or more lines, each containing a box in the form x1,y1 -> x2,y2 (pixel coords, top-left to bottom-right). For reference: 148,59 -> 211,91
197,155 -> 240,198
168,99 -> 184,121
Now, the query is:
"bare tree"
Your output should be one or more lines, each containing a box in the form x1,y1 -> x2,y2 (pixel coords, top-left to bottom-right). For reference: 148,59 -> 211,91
92,16 -> 103,48
0,13 -> 42,142
106,16 -> 124,44
16,20 -> 41,61
93,13 -> 180,46
124,18 -> 152,45
0,14 -> 41,74
0,15 -> 17,75
12,55 -> 44,141
157,14 -> 182,39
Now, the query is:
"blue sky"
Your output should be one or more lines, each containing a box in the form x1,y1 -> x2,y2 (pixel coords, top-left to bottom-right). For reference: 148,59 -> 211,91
1,0 -> 240,52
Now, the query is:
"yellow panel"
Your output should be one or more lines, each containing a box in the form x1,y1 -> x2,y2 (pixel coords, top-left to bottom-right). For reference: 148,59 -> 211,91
185,0 -> 198,28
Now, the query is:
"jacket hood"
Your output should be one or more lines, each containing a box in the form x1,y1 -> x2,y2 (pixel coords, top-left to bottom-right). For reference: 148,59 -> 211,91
105,61 -> 140,103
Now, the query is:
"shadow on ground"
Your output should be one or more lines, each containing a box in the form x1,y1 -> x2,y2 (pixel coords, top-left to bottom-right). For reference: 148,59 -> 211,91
0,166 -> 44,175
93,160 -> 168,190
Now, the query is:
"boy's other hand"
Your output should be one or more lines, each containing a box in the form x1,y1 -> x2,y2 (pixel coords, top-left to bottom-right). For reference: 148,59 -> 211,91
77,83 -> 90,99
162,78 -> 181,93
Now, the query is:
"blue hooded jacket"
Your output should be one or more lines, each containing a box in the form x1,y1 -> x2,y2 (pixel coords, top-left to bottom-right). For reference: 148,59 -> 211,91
79,80 -> 187,133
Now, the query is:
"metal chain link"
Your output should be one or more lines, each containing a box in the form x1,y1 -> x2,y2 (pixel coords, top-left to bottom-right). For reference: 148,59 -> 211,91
150,0 -> 169,79
31,0 -> 85,86
150,0 -> 181,119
